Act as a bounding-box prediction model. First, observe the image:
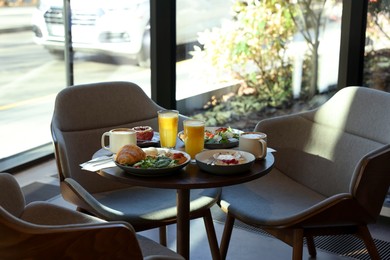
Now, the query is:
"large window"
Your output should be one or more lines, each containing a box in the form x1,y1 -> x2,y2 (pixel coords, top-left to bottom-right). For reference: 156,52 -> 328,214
363,0 -> 390,91
0,0 -> 383,172
0,0 -> 153,170
0,2 -> 65,169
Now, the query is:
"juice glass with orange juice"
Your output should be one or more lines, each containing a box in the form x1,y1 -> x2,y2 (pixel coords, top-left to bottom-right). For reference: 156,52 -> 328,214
158,110 -> 179,149
183,119 -> 205,160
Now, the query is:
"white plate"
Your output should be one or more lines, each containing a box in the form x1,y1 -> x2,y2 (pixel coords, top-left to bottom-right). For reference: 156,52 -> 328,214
115,149 -> 190,177
195,149 -> 255,175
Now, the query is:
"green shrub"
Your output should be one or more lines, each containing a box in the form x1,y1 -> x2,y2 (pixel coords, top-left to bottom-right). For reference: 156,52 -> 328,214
192,0 -> 296,108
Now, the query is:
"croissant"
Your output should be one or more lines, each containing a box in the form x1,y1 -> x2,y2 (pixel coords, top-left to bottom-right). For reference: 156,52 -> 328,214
116,144 -> 146,165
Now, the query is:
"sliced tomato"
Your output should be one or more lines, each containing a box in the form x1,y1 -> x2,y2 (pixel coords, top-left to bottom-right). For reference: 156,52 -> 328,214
204,131 -> 214,139
215,127 -> 228,134
172,152 -> 187,164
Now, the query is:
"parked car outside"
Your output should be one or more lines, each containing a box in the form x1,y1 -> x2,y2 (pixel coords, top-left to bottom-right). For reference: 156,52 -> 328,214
31,0 -> 231,67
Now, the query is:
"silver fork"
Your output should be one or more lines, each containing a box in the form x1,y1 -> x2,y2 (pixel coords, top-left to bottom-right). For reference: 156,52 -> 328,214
207,157 -> 217,165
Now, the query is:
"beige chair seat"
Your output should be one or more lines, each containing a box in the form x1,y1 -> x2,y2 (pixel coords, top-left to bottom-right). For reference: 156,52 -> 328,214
65,177 -> 219,228
220,168 -> 328,226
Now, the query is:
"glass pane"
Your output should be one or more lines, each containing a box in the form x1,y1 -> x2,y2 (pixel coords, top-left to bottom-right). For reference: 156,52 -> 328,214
364,0 -> 390,92
177,0 -> 342,132
0,1 -> 66,163
175,0 -> 232,103
67,0 -> 152,94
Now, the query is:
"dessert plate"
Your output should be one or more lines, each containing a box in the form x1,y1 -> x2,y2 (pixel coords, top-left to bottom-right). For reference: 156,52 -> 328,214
195,149 -> 255,175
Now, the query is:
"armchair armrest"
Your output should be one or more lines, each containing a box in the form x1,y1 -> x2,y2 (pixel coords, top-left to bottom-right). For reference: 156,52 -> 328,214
0,207 -> 143,259
61,178 -> 121,220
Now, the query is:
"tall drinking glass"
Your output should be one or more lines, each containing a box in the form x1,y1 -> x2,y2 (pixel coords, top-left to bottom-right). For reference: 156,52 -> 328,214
183,119 -> 205,161
158,110 -> 179,149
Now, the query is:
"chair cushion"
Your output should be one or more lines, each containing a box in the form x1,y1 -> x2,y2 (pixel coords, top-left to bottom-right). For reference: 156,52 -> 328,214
220,168 -> 328,226
93,187 -> 221,226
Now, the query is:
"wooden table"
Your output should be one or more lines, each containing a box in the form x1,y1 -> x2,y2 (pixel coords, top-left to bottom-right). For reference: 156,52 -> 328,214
97,151 -> 275,259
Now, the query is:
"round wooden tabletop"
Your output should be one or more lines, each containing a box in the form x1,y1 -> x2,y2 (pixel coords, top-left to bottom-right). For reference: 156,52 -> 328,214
97,152 -> 274,190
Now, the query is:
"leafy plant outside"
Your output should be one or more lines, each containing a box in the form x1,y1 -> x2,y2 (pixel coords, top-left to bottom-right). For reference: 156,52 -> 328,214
190,0 -> 297,126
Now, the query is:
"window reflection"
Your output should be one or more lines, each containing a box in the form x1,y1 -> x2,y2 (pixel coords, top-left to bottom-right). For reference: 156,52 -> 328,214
0,0 -> 153,167
364,0 -> 390,92
0,2 -> 65,164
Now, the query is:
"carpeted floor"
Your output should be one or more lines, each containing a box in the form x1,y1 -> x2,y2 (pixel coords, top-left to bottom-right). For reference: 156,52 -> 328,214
216,219 -> 390,260
21,182 -> 60,204
211,207 -> 390,260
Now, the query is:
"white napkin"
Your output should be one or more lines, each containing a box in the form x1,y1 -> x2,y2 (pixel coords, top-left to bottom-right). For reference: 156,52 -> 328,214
80,155 -> 116,172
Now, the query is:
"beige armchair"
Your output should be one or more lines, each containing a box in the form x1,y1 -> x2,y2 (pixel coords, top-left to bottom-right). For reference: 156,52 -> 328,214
219,86 -> 390,259
0,172 -> 184,259
51,81 -> 220,258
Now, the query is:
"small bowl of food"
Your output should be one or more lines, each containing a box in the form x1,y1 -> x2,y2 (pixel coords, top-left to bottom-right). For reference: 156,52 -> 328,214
132,126 -> 154,141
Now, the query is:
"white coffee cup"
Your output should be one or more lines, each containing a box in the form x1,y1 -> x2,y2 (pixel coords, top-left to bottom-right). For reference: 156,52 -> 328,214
101,128 -> 137,153
239,132 -> 267,159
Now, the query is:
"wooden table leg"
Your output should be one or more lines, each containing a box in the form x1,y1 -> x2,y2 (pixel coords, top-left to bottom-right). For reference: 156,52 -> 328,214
177,189 -> 190,260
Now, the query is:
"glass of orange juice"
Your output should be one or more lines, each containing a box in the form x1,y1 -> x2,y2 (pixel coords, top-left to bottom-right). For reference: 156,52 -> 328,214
183,119 -> 205,161
158,110 -> 179,149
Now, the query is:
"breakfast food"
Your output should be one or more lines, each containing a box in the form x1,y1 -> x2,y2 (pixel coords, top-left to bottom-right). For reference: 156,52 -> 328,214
116,145 -> 189,169
116,144 -> 146,165
213,151 -> 246,165
133,150 -> 188,169
143,147 -> 159,157
132,126 -> 154,141
171,152 -> 188,165
204,127 -> 240,144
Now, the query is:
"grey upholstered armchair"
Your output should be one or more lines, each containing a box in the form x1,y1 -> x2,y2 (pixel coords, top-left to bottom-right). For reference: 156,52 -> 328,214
219,86 -> 390,259
0,172 -> 184,259
51,81 -> 220,258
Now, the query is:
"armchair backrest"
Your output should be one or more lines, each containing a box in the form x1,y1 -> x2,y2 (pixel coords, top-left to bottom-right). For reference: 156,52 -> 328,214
256,87 -> 390,203
51,81 -> 187,193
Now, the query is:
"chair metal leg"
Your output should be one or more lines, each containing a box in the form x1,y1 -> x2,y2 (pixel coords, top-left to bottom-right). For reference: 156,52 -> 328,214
305,235 -> 317,257
292,229 -> 304,260
203,209 -> 221,260
357,225 -> 381,260
159,226 -> 167,246
220,213 -> 235,260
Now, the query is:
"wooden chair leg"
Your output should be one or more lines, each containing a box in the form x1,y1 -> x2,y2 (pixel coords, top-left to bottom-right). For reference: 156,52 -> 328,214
305,235 -> 317,257
357,225 -> 381,260
159,226 -> 167,246
220,213 -> 235,260
203,209 -> 221,260
292,229 -> 304,260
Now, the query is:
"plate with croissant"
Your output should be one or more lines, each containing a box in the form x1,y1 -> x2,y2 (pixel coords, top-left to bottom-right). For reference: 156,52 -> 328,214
115,144 -> 190,177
